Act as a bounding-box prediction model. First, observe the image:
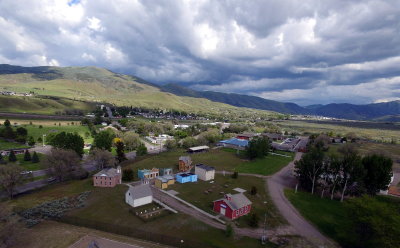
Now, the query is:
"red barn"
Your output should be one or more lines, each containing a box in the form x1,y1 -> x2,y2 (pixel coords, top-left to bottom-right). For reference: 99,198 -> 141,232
213,193 -> 252,220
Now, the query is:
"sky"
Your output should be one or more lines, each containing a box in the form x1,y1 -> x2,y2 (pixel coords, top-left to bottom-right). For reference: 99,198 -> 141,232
0,0 -> 399,106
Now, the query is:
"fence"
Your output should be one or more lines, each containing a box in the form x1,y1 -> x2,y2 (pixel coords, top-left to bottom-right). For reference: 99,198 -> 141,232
58,216 -> 205,248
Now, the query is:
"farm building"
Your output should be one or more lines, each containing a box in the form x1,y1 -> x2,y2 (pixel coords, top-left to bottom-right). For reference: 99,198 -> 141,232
187,145 -> 209,153
138,168 -> 160,180
178,156 -> 193,172
176,173 -> 197,183
262,133 -> 283,141
218,138 -> 249,150
236,133 -> 258,140
155,175 -> 175,189
195,164 -> 215,181
160,168 -> 173,176
213,193 -> 252,220
93,166 -> 122,188
125,184 -> 153,208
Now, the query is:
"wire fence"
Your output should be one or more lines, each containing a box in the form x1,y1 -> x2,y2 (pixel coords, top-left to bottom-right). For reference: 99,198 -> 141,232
58,216 -> 206,248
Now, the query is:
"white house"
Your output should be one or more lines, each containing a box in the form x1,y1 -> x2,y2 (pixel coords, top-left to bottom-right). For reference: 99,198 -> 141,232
195,164 -> 215,181
125,184 -> 153,208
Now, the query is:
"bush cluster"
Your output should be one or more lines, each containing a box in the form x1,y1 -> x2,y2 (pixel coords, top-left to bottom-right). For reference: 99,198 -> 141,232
19,191 -> 91,227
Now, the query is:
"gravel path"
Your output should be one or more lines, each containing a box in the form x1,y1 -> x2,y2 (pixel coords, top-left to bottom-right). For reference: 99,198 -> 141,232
267,152 -> 337,247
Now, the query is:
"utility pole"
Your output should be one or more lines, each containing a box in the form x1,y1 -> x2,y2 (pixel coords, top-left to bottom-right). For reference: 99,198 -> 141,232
261,201 -> 267,244
42,134 -> 46,147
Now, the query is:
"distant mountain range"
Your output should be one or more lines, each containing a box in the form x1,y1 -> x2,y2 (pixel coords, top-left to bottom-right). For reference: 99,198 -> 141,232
0,64 -> 399,121
161,83 -> 400,121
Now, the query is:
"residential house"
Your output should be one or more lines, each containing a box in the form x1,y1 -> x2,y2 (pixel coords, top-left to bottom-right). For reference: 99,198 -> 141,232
155,175 -> 175,189
195,164 -> 215,181
138,168 -> 159,180
218,138 -> 249,150
93,166 -> 122,188
178,156 -> 193,172
125,184 -> 153,207
176,173 -> 197,183
213,193 -> 252,220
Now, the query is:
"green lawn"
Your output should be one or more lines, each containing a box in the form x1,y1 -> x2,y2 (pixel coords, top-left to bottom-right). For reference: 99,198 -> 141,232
129,148 -> 244,172
10,153 -> 46,171
9,179 -> 93,210
284,189 -> 350,244
0,139 -> 29,150
235,152 -> 294,175
169,174 -> 286,228
65,184 -> 272,248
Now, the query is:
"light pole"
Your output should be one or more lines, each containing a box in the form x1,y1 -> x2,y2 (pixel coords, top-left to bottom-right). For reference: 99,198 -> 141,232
42,134 -> 46,147
261,201 -> 267,245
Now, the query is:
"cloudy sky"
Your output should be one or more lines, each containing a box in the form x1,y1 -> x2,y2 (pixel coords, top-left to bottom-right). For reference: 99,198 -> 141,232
0,0 -> 399,105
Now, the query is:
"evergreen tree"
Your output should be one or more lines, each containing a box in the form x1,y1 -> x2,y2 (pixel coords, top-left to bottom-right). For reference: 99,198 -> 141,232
32,152 -> 40,163
250,186 -> 257,195
3,119 -> 11,127
115,141 -> 126,162
122,168 -> 134,181
23,150 -> 31,161
248,213 -> 259,227
27,136 -> 36,146
136,143 -> 148,156
8,151 -> 17,162
225,224 -> 234,237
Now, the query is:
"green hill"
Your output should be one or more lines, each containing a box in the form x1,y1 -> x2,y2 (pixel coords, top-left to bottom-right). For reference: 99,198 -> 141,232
0,65 -> 279,119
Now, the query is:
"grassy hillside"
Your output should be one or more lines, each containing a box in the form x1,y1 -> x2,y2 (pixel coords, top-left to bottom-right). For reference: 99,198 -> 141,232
0,65 -> 279,119
0,95 -> 95,115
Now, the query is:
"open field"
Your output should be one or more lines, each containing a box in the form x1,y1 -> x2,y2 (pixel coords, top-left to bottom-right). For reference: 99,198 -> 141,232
130,148 -> 294,176
285,189 -> 400,247
64,184 -> 270,248
10,153 -> 46,171
8,179 -> 93,210
0,138 -> 29,150
235,152 -> 294,175
0,95 -> 95,115
275,120 -> 400,143
169,174 -> 286,228
0,118 -> 93,143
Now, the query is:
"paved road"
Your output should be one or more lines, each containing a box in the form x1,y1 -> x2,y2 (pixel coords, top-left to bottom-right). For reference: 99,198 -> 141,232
267,152 -> 336,247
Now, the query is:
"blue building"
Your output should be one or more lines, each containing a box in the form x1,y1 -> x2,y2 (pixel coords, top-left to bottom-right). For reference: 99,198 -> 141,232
218,138 -> 249,150
176,173 -> 197,183
138,168 -> 159,179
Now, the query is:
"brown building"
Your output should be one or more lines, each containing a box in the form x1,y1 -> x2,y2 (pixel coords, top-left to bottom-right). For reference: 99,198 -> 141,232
178,156 -> 192,172
93,166 -> 122,188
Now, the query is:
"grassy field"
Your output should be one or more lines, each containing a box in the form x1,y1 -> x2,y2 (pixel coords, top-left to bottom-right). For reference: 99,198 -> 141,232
9,179 -> 93,210
9,153 -> 46,171
285,189 -> 400,247
169,174 -> 286,228
130,148 -> 294,176
1,118 -> 93,143
0,138 -> 29,150
0,95 -> 95,115
65,184 -> 271,248
275,120 -> 400,143
284,189 -> 350,244
235,152 -> 294,175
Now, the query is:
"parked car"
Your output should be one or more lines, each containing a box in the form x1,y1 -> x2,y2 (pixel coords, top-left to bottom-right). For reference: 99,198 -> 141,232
20,171 -> 33,175
47,177 -> 56,183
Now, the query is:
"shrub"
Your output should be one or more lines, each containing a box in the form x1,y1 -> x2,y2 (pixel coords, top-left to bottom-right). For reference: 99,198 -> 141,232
225,223 -> 234,237
122,168 -> 134,181
231,171 -> 238,179
248,213 -> 259,227
24,150 -> 31,161
250,186 -> 257,195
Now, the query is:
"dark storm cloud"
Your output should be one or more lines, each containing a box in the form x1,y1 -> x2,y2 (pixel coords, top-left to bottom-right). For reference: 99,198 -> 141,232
0,0 -> 399,105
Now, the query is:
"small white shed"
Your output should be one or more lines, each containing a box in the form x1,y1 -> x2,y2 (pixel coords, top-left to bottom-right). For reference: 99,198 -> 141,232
195,164 -> 215,181
125,184 -> 153,208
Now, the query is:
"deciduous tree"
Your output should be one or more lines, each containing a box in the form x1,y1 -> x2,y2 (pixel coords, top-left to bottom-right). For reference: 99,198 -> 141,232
362,154 -> 393,195
246,137 -> 270,160
88,148 -> 115,170
44,149 -> 81,182
0,164 -> 24,198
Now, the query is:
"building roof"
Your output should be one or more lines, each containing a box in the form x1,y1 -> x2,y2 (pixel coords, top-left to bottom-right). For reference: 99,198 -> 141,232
127,184 -> 152,200
156,175 -> 175,183
93,168 -> 120,177
219,138 -> 249,147
188,146 -> 210,151
139,168 -> 159,174
179,156 -> 192,164
263,133 -> 283,139
196,164 -> 215,171
177,172 -> 196,178
237,133 -> 257,138
214,193 -> 252,210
